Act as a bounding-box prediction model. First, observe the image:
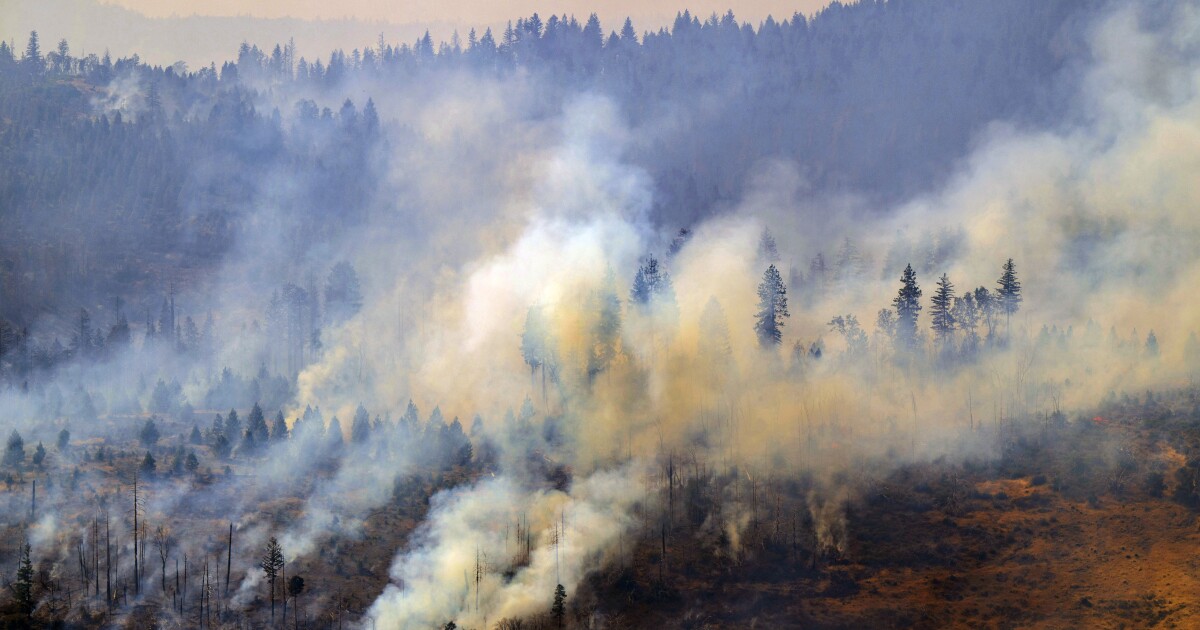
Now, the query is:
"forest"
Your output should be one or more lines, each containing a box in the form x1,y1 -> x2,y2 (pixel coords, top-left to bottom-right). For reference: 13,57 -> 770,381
2,0 -> 1200,627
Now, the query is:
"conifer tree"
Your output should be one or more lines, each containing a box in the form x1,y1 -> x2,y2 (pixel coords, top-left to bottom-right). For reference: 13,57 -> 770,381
14,541 -> 33,615
551,583 -> 567,628
996,258 -> 1022,339
225,409 -> 241,444
754,265 -> 790,348
23,31 -> 41,73
248,402 -> 270,444
139,418 -> 160,446
271,411 -> 289,441
326,417 -> 344,451
930,273 -> 956,346
261,537 -> 285,623
351,404 -> 372,444
141,451 -> 156,476
892,264 -> 923,352
5,430 -> 26,467
214,435 -> 231,460
630,255 -> 674,307
1145,331 -> 1159,358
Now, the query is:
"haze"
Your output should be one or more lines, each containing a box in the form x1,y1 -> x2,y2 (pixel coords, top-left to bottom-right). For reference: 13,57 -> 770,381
2,0 -> 833,67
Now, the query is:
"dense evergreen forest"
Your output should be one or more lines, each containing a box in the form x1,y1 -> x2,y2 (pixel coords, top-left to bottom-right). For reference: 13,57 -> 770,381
1,0 -> 1091,342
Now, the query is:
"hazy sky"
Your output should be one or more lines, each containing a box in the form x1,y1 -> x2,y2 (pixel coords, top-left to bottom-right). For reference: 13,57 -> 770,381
2,0 -> 836,67
100,0 -> 835,28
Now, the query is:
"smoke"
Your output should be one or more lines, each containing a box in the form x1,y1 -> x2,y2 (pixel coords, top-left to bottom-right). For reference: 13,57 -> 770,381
341,1 -> 1200,624
368,463 -> 645,628
3,0 -> 1200,626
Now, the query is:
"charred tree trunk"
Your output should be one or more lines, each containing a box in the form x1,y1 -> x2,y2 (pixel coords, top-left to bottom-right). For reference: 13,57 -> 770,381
226,522 -> 232,597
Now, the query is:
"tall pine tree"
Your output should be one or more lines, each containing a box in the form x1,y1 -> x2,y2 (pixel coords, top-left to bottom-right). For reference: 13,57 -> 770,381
930,273 -> 956,346
754,265 -> 789,348
892,264 -> 923,352
996,258 -> 1022,340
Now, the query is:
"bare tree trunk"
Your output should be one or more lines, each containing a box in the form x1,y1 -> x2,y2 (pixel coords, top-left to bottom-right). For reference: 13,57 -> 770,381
93,518 -> 99,598
226,522 -> 232,597
282,561 -> 287,627
133,473 -> 139,597
105,512 -> 111,610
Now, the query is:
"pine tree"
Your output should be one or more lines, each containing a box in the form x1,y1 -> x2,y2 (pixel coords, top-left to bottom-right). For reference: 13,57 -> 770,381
140,418 -> 160,446
629,254 -> 678,357
351,404 -> 371,443
241,427 -> 257,455
23,31 -> 42,73
1145,331 -> 1159,358
225,409 -> 241,444
271,411 -> 289,441
621,17 -> 637,43
5,430 -> 26,467
551,583 -> 567,628
141,451 -> 156,476
213,435 -> 231,460
996,258 -> 1022,339
247,402 -> 270,444
930,273 -> 956,346
261,537 -> 285,623
326,417 -> 344,451
754,265 -> 790,348
629,255 -> 673,307
892,264 -> 923,352
14,541 -> 33,615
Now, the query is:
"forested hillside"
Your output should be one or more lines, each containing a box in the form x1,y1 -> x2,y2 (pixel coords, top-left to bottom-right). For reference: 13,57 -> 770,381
1,0 -> 1090,341
2,0 -> 1198,627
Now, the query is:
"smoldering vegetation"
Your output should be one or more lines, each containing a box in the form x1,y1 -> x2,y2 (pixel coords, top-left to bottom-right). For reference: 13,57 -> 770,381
0,0 -> 1199,628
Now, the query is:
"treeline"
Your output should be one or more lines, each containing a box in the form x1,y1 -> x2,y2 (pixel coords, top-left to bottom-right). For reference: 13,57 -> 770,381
518,226 -> 1189,407
0,257 -> 364,400
1,0 -> 1092,332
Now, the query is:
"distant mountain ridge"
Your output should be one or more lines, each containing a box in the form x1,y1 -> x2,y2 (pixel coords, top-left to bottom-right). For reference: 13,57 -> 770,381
0,0 -> 458,67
